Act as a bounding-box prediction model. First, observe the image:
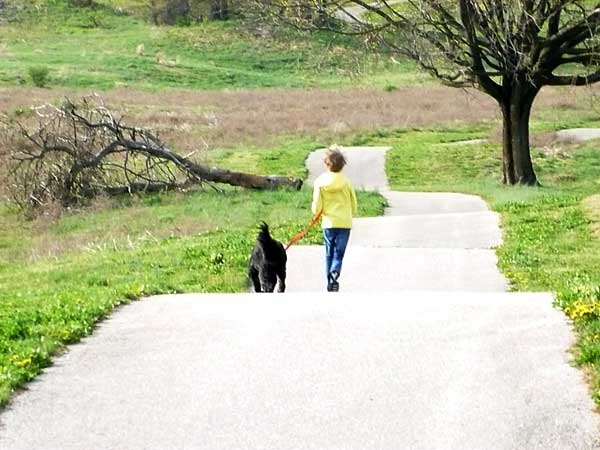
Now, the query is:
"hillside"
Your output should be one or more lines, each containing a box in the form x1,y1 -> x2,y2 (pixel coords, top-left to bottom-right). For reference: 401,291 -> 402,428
0,0 -> 423,90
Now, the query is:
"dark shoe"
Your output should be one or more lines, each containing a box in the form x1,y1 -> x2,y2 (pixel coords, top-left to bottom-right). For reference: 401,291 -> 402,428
329,271 -> 339,292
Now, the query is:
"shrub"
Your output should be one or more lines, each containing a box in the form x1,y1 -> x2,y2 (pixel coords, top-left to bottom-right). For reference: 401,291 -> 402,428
28,66 -> 50,88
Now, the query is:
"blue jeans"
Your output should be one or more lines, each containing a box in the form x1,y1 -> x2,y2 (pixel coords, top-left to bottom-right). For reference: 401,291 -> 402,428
323,228 -> 351,281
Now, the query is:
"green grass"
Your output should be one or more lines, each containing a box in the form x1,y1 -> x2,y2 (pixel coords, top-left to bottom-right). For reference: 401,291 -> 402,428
372,123 -> 600,403
209,136 -> 320,180
0,136 -> 386,407
0,0 -> 423,90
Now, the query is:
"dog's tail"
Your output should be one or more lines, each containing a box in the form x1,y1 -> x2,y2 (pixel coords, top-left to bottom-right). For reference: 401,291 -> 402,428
257,221 -> 273,246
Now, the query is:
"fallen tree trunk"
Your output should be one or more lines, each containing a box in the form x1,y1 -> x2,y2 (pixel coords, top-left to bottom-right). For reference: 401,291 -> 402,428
2,95 -> 302,212
114,137 -> 302,190
187,165 -> 303,190
102,181 -> 193,195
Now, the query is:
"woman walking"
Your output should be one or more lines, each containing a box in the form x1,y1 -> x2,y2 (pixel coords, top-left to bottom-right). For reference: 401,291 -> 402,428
312,146 -> 357,292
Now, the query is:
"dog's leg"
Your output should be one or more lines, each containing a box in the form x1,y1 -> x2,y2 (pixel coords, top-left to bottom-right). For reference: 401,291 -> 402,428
248,266 -> 262,293
261,272 -> 277,293
276,267 -> 286,293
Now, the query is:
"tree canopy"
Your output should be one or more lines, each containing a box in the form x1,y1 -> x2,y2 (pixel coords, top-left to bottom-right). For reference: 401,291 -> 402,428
254,1 -> 600,185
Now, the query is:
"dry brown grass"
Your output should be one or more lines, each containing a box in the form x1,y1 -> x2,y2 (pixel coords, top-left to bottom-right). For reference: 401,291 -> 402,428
3,85 -> 598,154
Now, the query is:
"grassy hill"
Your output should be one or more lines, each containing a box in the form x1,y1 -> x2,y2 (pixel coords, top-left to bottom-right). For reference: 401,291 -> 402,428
0,0 -> 424,90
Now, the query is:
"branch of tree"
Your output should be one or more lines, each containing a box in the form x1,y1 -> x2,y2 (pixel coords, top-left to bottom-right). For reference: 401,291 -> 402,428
3,96 -> 303,213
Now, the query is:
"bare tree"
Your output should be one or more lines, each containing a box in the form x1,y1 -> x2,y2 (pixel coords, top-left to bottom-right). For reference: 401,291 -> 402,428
252,0 -> 600,185
1,96 -> 302,213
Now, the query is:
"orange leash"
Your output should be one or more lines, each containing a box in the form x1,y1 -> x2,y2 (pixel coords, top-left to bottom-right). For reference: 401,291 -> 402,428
285,211 -> 322,250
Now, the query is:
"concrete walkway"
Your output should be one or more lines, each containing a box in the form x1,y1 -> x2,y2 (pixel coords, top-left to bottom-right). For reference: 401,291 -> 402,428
556,128 -> 600,143
288,147 -> 506,292
1,147 -> 599,450
333,1 -> 405,24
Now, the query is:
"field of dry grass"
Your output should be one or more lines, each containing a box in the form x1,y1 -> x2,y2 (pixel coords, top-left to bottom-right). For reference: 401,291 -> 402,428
3,85 -> 599,155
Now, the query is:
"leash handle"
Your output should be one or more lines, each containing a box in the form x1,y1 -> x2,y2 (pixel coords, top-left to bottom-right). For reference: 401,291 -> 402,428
285,211 -> 322,250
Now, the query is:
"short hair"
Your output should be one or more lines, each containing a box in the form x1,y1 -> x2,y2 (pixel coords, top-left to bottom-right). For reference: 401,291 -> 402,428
324,146 -> 347,172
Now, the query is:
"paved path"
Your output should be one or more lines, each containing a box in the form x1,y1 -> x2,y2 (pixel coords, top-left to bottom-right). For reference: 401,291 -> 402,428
289,147 -> 506,292
556,128 -> 600,143
333,1 -> 405,24
1,147 -> 599,450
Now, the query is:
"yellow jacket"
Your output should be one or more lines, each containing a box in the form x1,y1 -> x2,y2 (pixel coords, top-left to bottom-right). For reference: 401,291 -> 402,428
311,171 -> 357,229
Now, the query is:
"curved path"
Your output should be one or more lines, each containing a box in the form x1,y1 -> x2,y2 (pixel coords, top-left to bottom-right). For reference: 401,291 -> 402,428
287,147 -> 507,292
1,148 -> 599,450
556,128 -> 600,143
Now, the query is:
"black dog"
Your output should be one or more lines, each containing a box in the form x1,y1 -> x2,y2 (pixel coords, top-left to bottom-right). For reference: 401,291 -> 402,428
248,222 -> 287,293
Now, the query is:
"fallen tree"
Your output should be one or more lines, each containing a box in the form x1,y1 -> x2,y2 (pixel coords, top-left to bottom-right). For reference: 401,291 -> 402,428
1,95 -> 302,212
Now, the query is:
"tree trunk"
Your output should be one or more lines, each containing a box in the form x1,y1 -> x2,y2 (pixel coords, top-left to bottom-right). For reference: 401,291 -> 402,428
187,162 -> 303,190
499,85 -> 538,186
500,103 -> 516,185
209,0 -> 228,20
135,143 -> 302,190
62,141 -> 303,204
